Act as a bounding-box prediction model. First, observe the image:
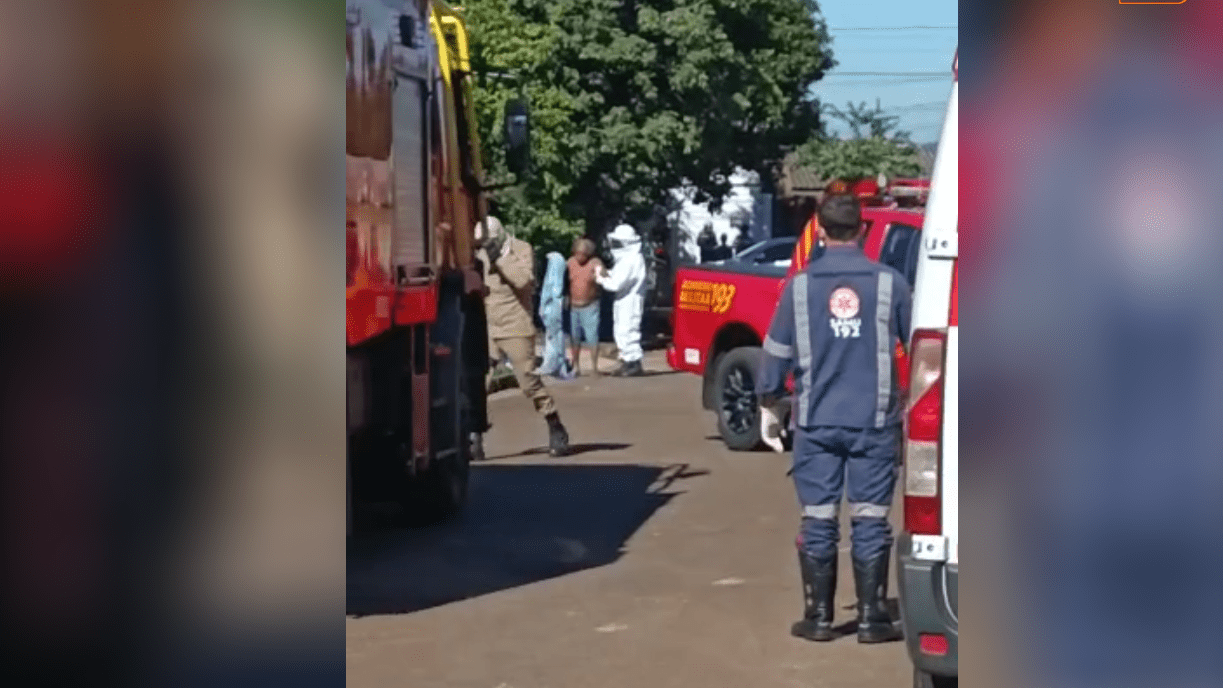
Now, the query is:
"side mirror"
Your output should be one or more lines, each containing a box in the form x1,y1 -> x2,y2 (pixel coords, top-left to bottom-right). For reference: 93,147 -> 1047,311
504,98 -> 531,177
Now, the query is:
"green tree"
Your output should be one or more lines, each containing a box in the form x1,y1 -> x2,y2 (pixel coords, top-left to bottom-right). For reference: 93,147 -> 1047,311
794,99 -> 922,181
465,0 -> 833,249
824,99 -> 912,141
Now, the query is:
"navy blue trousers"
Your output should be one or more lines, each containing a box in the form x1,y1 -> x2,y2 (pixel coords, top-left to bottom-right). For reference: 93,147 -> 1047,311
792,425 -> 901,561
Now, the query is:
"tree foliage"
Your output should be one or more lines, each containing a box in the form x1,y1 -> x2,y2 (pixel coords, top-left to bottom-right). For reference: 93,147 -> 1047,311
823,99 -> 911,141
465,0 -> 833,249
794,99 -> 922,181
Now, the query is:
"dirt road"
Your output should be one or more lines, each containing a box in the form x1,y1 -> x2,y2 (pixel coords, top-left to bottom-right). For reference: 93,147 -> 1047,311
347,352 -> 911,688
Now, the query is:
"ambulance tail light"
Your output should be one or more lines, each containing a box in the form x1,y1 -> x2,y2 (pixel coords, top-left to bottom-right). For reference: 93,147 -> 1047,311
904,328 -> 946,536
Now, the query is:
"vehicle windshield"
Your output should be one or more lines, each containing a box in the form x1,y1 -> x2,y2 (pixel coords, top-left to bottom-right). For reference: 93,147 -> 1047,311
734,240 -> 769,258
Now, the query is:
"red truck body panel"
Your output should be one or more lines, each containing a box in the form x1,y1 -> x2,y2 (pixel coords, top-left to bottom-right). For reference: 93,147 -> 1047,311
668,207 -> 925,398
789,207 -> 926,278
667,264 -> 785,375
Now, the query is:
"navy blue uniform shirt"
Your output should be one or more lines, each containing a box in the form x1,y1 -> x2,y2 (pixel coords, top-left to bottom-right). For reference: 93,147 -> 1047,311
757,245 -> 912,429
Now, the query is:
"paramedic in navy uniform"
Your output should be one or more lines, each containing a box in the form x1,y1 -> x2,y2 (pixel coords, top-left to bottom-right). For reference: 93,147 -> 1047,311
756,193 -> 911,644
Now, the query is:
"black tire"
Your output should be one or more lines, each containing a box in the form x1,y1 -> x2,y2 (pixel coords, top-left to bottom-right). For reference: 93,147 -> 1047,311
914,669 -> 956,688
404,287 -> 471,525
404,442 -> 469,525
347,437 -> 353,538
713,346 -> 764,451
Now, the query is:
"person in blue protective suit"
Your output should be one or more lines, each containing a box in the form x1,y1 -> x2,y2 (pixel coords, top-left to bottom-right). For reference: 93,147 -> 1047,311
756,193 -> 911,644
536,251 -> 574,380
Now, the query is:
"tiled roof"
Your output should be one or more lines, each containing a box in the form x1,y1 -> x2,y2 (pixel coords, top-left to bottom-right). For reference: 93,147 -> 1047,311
778,145 -> 941,198
778,154 -> 825,199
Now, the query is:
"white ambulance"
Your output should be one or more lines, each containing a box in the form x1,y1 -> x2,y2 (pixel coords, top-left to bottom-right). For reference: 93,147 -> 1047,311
897,51 -> 958,688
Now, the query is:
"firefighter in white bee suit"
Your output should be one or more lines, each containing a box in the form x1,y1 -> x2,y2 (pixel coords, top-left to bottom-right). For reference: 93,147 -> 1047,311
596,224 -> 647,377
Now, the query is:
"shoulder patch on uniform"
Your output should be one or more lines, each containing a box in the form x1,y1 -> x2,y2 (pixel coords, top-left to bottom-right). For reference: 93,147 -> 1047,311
829,287 -> 860,319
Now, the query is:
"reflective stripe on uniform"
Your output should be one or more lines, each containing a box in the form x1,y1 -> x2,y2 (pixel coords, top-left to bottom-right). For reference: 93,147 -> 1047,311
763,335 -> 793,359
803,503 -> 839,519
793,273 -> 811,423
849,502 -> 890,519
874,271 -> 894,428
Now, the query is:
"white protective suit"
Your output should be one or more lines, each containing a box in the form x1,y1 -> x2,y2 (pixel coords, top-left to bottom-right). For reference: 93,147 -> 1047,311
597,224 -> 647,363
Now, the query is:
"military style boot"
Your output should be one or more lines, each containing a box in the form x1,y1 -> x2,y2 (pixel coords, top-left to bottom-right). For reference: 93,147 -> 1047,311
853,553 -> 904,643
546,413 -> 570,457
790,551 -> 838,642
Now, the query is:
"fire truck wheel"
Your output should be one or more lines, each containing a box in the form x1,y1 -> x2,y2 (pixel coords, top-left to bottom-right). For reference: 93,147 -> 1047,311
404,444 -> 470,525
713,346 -> 764,451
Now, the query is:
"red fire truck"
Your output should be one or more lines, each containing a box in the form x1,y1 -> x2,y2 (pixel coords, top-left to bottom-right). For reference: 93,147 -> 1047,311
666,201 -> 924,450
346,0 -> 528,534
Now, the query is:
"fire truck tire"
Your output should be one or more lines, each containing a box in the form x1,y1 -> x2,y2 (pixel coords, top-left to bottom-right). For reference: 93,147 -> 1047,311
346,433 -> 381,535
915,669 -> 956,688
404,293 -> 472,525
713,346 -> 764,451
405,447 -> 469,525
347,438 -> 353,538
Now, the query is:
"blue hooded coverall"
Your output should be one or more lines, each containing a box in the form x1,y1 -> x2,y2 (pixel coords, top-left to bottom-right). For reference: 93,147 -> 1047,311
757,245 -> 912,562
537,251 -> 574,379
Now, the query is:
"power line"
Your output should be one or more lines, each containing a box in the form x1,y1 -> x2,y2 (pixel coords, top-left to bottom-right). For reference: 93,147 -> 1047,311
889,99 -> 949,107
821,78 -> 949,85
820,99 -> 947,111
818,78 -> 949,87
888,104 -> 948,113
829,26 -> 956,31
834,47 -> 958,53
825,71 -> 949,76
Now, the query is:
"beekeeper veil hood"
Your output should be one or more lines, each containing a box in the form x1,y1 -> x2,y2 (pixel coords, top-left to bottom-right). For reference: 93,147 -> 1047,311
608,224 -> 641,253
474,215 -> 506,244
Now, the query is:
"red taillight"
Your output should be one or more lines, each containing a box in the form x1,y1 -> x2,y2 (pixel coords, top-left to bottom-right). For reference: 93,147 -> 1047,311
905,495 -> 940,535
904,329 -> 946,536
920,633 -> 949,656
908,378 -> 943,441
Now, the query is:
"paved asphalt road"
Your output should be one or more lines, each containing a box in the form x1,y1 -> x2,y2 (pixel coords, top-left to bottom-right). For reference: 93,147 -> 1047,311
347,351 -> 912,688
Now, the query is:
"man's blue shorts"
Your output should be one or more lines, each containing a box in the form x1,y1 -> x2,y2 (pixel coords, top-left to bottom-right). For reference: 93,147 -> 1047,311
570,302 -> 600,346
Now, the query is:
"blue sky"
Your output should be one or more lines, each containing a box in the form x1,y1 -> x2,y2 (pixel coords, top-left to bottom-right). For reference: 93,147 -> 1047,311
814,1 -> 958,144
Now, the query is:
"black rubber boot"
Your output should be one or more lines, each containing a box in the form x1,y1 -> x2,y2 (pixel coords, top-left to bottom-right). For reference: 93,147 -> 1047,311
853,553 -> 904,643
546,413 -> 570,457
790,551 -> 838,642
616,360 -> 644,377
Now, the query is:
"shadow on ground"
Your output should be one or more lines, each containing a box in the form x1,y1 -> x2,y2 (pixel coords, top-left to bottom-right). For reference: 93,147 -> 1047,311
620,369 -> 681,378
484,442 -> 630,461
833,598 -> 903,635
347,462 -> 709,617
